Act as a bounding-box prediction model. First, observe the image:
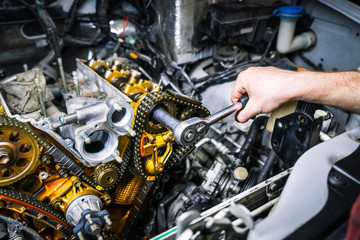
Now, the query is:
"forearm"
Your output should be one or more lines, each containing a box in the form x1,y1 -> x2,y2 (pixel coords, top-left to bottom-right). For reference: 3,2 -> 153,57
293,71 -> 360,112
232,67 -> 360,123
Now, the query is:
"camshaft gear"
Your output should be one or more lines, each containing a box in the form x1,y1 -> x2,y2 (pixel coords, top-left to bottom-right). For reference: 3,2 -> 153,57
92,162 -> 121,190
128,91 -> 209,176
0,117 -> 40,186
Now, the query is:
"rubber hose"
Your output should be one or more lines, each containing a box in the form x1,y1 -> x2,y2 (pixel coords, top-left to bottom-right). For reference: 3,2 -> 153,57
256,149 -> 278,184
235,116 -> 268,166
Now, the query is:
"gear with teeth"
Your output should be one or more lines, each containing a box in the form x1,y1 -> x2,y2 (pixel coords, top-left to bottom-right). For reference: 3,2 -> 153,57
127,91 -> 209,176
0,117 -> 40,186
92,162 -> 122,190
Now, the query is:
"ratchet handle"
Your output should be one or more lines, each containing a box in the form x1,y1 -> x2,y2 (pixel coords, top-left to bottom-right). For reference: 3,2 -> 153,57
238,93 -> 249,108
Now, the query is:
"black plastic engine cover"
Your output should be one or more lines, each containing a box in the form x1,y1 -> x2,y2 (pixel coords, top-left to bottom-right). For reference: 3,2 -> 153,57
203,3 -> 276,45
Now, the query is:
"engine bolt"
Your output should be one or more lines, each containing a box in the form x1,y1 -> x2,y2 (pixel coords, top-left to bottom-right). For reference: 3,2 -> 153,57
77,232 -> 85,240
80,132 -> 92,144
58,169 -> 69,178
112,152 -> 123,164
125,126 -> 136,137
113,102 -> 123,112
52,198 -> 61,206
41,155 -> 52,165
90,223 -> 101,235
104,215 -> 112,226
269,183 -> 277,191
72,178 -> 81,187
101,194 -> 111,204
85,214 -> 94,224
73,71 -> 81,97
39,171 -> 49,180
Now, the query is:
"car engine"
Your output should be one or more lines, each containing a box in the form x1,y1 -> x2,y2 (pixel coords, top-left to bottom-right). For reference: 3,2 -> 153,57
0,0 -> 359,240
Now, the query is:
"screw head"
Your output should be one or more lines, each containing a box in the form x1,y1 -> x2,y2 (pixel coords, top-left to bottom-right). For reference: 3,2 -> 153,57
329,172 -> 347,186
183,129 -> 195,143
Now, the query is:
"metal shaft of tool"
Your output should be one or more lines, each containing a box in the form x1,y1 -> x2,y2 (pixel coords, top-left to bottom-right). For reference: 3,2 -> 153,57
152,94 -> 249,146
152,101 -> 245,135
203,102 -> 244,125
152,107 -> 180,132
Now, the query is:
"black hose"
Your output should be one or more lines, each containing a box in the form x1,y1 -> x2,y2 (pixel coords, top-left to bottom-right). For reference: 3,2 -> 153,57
143,38 -> 170,71
234,116 -> 268,166
96,0 -> 110,35
256,149 -> 278,184
62,0 -> 80,35
64,33 -> 105,47
260,27 -> 278,63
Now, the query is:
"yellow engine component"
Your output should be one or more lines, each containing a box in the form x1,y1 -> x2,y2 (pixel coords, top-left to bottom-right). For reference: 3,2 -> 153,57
89,59 -> 108,76
0,121 -> 40,186
88,58 -> 208,177
123,79 -> 153,96
141,132 -> 174,174
36,176 -> 110,213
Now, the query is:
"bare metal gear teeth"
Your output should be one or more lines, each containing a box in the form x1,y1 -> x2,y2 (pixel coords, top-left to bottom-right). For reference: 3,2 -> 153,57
0,117 -> 42,186
129,91 -> 209,176
92,162 -> 122,190
0,117 -> 50,149
0,117 -> 109,192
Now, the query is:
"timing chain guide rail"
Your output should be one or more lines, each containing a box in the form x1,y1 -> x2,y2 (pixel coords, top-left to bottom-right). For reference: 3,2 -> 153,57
0,187 -> 74,238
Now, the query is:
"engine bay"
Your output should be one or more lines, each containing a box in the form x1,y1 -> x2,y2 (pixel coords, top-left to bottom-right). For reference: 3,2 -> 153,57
0,0 -> 360,239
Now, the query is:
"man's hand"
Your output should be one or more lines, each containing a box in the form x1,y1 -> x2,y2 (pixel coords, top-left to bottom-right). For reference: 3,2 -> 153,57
231,66 -> 298,122
231,66 -> 360,122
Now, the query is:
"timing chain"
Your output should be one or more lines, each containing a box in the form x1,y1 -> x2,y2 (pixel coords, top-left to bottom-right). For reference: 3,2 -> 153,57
0,117 -> 50,149
0,187 -> 73,238
129,91 -> 209,176
0,117 -> 114,192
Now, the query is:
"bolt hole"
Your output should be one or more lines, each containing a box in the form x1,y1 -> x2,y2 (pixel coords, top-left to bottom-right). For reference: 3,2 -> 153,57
9,132 -> 22,142
356,32 -> 359,37
320,58 -> 324,62
105,175 -> 114,183
16,158 -> 28,167
1,168 -> 13,177
19,143 -> 32,153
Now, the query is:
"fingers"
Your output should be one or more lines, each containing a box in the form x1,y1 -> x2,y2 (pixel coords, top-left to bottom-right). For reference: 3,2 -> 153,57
231,74 -> 247,104
236,98 -> 261,123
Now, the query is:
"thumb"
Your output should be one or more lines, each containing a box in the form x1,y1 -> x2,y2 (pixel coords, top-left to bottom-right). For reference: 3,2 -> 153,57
236,98 -> 258,123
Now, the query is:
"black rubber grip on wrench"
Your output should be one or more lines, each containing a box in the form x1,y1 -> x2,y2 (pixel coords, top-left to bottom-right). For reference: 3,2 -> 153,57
238,93 -> 249,108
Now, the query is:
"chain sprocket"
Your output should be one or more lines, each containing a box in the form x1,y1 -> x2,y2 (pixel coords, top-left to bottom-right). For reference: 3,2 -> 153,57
0,117 -> 41,186
92,162 -> 122,190
128,91 -> 209,176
